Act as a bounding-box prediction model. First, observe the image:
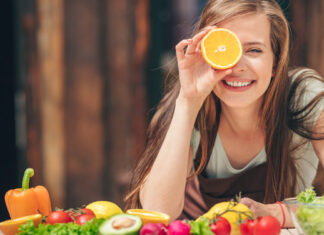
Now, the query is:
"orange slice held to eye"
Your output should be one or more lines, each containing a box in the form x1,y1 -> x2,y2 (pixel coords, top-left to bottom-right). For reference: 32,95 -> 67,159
201,28 -> 242,70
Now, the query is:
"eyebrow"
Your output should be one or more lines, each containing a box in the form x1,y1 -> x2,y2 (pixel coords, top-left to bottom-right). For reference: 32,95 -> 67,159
243,42 -> 267,47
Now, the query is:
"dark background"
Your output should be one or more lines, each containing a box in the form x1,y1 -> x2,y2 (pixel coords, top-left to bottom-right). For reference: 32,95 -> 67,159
0,0 -> 18,220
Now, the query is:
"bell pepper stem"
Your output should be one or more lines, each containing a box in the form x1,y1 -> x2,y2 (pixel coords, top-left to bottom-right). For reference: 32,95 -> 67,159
21,168 -> 35,191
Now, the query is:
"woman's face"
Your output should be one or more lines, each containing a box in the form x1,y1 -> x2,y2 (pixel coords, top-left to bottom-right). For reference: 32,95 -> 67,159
212,13 -> 274,109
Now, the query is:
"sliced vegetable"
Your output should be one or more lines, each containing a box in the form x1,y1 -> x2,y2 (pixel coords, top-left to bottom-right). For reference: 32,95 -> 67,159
99,214 -> 142,235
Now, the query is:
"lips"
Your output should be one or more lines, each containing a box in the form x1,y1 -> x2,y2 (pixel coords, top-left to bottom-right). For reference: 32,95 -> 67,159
221,78 -> 255,91
223,80 -> 254,87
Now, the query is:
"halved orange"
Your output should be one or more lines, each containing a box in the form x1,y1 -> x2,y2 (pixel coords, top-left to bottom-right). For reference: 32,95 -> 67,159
126,209 -> 170,225
0,214 -> 42,235
201,28 -> 242,69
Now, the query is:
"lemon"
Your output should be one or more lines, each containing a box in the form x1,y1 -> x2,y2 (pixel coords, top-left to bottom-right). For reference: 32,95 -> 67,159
200,201 -> 253,235
86,201 -> 123,219
0,214 -> 42,235
126,209 -> 170,225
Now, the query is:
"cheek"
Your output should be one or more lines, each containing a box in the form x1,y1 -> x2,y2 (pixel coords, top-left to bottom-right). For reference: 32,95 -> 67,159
251,56 -> 273,80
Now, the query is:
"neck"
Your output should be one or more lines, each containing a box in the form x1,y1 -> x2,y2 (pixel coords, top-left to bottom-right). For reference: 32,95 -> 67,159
219,100 -> 264,137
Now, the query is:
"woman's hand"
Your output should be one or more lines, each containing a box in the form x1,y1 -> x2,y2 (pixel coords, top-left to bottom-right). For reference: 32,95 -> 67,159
240,197 -> 293,228
175,27 -> 232,107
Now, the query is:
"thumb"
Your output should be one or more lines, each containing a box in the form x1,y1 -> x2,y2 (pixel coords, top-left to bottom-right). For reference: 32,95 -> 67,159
240,197 -> 255,208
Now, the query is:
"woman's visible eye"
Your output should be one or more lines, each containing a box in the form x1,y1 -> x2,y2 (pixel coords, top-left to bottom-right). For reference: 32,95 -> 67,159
247,48 -> 263,53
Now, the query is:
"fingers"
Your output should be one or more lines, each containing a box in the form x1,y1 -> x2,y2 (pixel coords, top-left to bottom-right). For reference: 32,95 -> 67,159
185,31 -> 207,55
175,26 -> 216,60
240,197 -> 272,218
186,26 -> 215,55
240,197 -> 255,207
175,39 -> 193,61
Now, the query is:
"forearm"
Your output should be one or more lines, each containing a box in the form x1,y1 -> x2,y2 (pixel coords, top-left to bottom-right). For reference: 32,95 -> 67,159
269,202 -> 293,228
140,98 -> 200,220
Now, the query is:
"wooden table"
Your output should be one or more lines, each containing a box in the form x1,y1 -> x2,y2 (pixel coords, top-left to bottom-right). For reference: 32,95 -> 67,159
281,229 -> 298,234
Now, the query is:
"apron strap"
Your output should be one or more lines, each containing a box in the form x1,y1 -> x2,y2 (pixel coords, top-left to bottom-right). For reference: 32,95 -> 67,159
179,163 -> 267,220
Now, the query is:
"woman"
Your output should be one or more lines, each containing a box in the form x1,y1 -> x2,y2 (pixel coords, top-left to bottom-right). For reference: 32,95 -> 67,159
125,0 -> 324,227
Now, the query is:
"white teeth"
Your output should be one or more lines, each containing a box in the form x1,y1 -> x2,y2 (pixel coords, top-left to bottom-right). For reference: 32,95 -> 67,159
224,81 -> 252,87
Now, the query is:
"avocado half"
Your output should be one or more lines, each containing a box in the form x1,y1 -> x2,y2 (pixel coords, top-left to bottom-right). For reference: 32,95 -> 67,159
99,214 -> 142,235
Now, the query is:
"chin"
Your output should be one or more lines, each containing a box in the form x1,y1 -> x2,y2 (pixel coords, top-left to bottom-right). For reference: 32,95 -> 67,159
218,95 -> 263,110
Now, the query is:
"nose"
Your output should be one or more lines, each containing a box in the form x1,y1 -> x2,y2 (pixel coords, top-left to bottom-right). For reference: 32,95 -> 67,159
231,56 -> 247,73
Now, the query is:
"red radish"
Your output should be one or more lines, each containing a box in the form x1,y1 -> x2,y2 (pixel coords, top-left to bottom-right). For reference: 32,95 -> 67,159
167,220 -> 191,235
140,223 -> 167,235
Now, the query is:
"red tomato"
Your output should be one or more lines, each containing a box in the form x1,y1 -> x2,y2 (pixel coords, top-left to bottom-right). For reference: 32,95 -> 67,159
240,219 -> 257,235
254,216 -> 280,235
67,208 -> 96,219
75,214 -> 95,225
46,211 -> 73,225
210,217 -> 231,235
81,208 -> 95,217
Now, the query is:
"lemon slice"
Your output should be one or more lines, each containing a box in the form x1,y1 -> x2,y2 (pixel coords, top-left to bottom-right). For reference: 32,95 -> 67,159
126,209 -> 170,225
0,214 -> 42,235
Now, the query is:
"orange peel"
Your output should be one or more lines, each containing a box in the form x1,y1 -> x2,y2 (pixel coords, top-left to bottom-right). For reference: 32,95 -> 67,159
201,28 -> 242,69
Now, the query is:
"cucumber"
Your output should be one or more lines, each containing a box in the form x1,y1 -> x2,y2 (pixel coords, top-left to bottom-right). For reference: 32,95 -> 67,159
99,214 -> 142,235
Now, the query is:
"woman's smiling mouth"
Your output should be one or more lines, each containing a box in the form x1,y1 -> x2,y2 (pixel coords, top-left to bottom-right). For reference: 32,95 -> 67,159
222,79 -> 255,90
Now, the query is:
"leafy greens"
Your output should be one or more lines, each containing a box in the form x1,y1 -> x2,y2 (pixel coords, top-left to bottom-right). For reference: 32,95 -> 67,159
295,187 -> 324,235
18,218 -> 105,235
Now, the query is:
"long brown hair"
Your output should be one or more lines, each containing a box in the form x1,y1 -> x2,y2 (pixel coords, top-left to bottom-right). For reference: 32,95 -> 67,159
125,0 -> 324,209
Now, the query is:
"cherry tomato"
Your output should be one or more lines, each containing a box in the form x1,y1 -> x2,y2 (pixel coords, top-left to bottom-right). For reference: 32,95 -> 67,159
254,216 -> 280,235
46,211 -> 73,225
210,217 -> 231,235
75,213 -> 95,225
67,208 -> 96,219
240,219 -> 257,235
81,208 -> 95,217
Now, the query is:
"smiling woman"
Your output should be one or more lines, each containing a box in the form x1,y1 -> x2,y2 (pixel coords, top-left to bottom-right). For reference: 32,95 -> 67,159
124,0 -> 324,228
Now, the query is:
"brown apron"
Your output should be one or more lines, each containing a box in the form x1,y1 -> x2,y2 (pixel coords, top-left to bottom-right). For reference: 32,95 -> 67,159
179,162 -> 267,220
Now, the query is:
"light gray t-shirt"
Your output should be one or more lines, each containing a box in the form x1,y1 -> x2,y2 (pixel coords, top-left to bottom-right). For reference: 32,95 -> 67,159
190,68 -> 324,194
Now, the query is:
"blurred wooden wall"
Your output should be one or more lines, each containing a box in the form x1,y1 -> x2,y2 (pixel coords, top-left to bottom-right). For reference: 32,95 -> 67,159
290,0 -> 324,75
19,0 -> 149,209
16,0 -> 324,212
